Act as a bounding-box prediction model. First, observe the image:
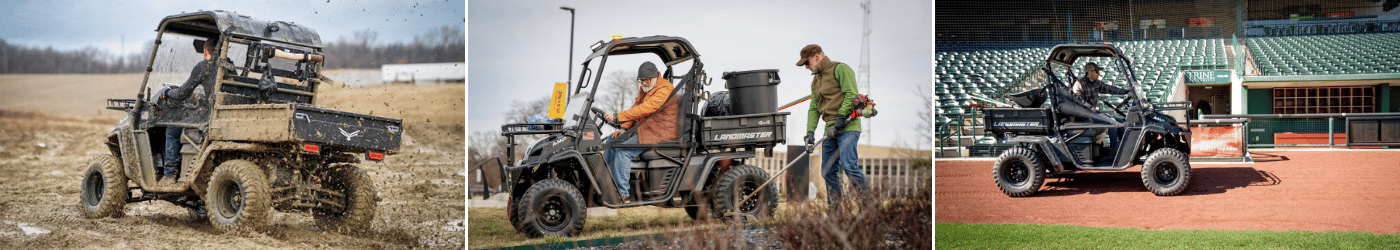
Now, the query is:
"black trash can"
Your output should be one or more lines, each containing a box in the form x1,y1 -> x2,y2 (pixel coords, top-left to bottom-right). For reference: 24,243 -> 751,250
722,69 -> 781,115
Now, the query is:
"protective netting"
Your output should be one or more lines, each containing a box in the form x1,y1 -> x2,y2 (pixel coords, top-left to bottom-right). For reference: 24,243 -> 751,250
936,0 -> 1238,43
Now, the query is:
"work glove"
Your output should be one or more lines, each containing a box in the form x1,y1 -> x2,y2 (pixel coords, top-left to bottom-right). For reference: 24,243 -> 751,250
832,117 -> 848,131
804,131 -> 815,145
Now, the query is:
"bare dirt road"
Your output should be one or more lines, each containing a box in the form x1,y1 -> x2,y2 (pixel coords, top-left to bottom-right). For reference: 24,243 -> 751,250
936,150 -> 1400,233
0,70 -> 465,249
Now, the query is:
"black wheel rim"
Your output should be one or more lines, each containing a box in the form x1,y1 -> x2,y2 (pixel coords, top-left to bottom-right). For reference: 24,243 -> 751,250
82,170 -> 103,207
538,195 -> 569,230
1153,162 -> 1178,185
738,180 -> 760,213
215,179 -> 244,219
1001,160 -> 1029,185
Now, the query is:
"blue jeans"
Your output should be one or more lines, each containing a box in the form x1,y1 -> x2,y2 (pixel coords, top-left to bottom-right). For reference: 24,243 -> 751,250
163,127 -> 183,178
603,135 -> 643,198
821,131 -> 867,207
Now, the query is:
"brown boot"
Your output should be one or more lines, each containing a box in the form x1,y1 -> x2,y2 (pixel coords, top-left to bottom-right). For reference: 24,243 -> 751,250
158,176 -> 177,186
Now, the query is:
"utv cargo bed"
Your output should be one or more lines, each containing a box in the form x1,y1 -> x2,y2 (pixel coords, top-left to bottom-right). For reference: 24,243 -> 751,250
699,112 -> 788,148
983,107 -> 1051,134
207,104 -> 403,152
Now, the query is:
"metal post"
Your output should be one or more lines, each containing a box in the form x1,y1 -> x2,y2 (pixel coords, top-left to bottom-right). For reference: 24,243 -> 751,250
560,7 -> 575,92
1328,117 -> 1334,148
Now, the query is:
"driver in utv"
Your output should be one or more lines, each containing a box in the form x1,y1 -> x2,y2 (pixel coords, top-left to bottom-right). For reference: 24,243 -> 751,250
1072,62 -> 1130,149
601,61 -> 678,203
155,37 -> 233,186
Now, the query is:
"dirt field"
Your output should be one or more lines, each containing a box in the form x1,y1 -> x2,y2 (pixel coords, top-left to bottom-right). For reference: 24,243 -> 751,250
0,70 -> 465,248
936,150 -> 1400,233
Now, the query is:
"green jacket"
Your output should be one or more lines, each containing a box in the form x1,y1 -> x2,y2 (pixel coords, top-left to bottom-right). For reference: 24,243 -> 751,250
806,56 -> 861,136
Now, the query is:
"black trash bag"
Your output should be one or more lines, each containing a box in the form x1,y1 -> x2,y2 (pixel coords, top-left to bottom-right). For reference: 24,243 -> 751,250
703,91 -> 731,117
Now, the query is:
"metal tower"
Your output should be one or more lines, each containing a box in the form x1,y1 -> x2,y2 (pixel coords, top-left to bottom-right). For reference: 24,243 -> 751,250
859,0 -> 872,145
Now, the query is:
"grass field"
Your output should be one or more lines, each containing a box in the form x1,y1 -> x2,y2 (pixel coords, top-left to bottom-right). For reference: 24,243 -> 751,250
937,223 -> 1400,249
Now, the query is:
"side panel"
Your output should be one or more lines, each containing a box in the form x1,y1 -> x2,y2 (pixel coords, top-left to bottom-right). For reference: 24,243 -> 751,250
578,152 -> 620,204
208,104 -> 294,142
124,130 -> 158,188
1112,128 -> 1147,168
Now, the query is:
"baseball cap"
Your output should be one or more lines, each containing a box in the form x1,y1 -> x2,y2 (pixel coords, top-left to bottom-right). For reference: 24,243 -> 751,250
1084,62 -> 1103,73
796,44 -> 822,67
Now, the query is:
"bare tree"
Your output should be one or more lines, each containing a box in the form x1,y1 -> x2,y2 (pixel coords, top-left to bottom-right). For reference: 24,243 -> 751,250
1,25 -> 463,73
596,70 -> 639,114
914,84 -> 933,151
497,96 -> 552,159
468,130 -> 504,167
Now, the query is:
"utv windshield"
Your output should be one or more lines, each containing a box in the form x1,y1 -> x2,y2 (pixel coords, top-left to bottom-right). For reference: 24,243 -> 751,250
146,33 -> 221,101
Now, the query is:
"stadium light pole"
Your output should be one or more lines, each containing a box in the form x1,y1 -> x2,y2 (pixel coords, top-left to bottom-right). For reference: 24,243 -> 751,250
561,6 -> 576,93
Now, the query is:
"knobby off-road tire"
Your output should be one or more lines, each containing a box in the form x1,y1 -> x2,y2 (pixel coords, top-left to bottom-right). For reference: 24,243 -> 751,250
685,192 -> 712,221
508,195 -> 523,231
516,179 -> 586,238
80,154 -> 128,218
1142,148 -> 1191,196
709,165 -> 777,224
314,164 -> 378,233
205,160 -> 270,232
993,147 -> 1046,197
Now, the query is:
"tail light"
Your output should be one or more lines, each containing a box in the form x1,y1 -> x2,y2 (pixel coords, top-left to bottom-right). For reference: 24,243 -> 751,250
367,151 -> 384,161
302,143 -> 320,154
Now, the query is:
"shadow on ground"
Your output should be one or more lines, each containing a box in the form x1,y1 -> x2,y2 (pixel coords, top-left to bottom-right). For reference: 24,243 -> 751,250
1034,167 -> 1280,196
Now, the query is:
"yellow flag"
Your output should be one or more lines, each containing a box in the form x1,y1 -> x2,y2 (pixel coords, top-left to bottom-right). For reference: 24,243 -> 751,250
548,82 -> 568,119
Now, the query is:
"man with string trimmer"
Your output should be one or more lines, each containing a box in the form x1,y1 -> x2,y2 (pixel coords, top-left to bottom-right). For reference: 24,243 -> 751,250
797,44 -> 869,209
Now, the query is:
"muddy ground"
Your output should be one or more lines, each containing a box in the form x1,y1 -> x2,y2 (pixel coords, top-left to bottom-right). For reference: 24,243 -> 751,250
0,71 -> 465,249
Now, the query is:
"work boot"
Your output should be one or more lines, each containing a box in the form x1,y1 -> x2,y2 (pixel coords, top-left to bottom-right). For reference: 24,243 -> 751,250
158,176 -> 177,186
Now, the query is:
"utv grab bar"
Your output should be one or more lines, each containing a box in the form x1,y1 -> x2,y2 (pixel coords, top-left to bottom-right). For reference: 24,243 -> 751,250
1152,101 -> 1193,111
106,98 -> 137,111
500,123 -> 562,135
271,49 -> 324,62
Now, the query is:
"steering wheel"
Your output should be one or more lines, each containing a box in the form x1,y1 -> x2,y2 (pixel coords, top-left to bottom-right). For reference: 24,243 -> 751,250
590,107 -> 622,129
1107,95 -> 1134,117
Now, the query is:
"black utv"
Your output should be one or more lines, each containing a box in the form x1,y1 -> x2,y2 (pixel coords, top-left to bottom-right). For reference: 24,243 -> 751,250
981,43 -> 1194,197
477,36 -> 789,237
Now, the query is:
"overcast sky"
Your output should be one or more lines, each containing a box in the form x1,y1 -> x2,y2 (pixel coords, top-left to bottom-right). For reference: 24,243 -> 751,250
468,0 -> 932,150
1,0 -> 464,54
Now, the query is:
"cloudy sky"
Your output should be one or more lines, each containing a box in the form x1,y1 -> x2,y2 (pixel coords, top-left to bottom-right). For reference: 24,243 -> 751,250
1,0 -> 464,54
468,0 -> 932,150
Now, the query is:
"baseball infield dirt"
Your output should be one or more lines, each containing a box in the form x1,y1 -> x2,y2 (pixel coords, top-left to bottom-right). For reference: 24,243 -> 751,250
936,150 -> 1400,233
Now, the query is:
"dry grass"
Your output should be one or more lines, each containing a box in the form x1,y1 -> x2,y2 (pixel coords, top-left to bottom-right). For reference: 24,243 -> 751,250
637,186 -> 933,249
468,206 -> 732,249
468,185 -> 932,249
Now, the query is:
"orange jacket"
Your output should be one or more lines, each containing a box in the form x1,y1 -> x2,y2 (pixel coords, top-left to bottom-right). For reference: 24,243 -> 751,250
617,78 -> 679,144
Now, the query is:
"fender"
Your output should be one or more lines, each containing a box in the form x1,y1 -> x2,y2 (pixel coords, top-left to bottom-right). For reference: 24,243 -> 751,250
169,141 -> 276,195
687,151 -> 756,194
1006,136 -> 1066,172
